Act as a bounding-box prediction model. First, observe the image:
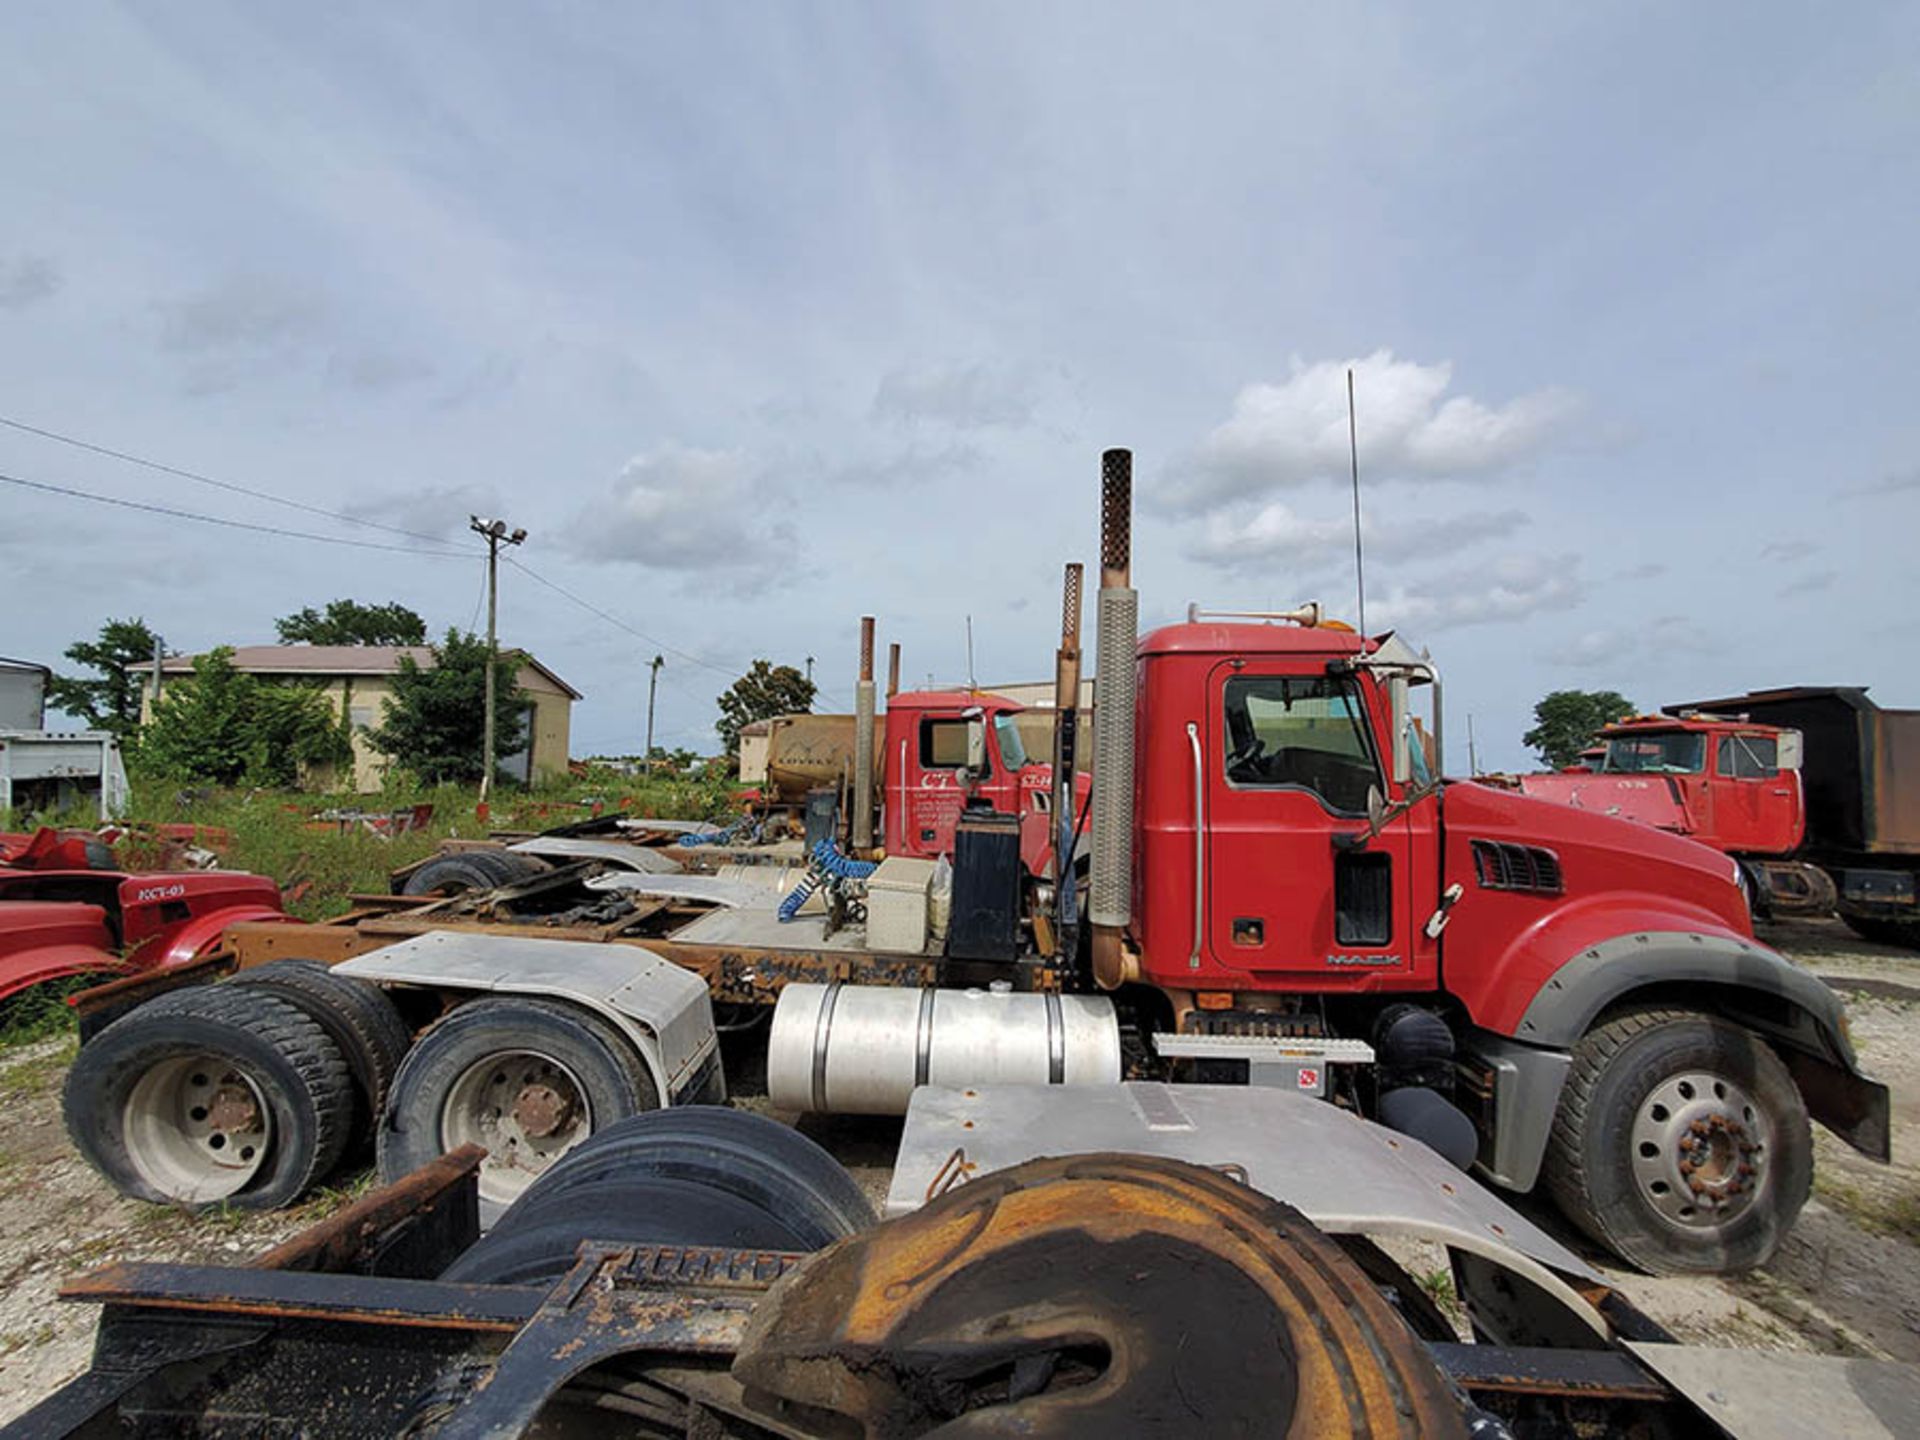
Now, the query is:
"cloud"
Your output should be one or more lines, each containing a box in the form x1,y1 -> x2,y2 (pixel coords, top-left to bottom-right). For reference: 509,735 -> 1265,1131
873,362 -> 1035,429
1370,551 -> 1585,634
326,347 -> 434,393
819,442 -> 983,489
1844,468 -> 1920,499
340,483 -> 502,541
1615,561 -> 1667,581
1777,569 -> 1838,597
1552,614 -> 1714,669
1760,539 -> 1818,562
564,444 -> 793,593
154,274 -> 325,355
1184,501 -> 1530,572
1159,350 -> 1575,515
0,255 -> 61,311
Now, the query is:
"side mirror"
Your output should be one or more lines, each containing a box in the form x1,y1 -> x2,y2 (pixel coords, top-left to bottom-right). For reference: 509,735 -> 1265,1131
1367,783 -> 1387,833
1777,730 -> 1803,772
964,716 -> 987,773
1389,676 -> 1411,785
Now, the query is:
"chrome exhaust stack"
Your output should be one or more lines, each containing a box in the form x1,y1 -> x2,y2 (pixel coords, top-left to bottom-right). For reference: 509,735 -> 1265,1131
853,616 -> 876,851
1090,449 -> 1140,989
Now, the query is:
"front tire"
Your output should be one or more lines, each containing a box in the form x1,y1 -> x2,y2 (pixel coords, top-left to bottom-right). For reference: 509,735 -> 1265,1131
1543,1008 -> 1810,1275
377,996 -> 658,1225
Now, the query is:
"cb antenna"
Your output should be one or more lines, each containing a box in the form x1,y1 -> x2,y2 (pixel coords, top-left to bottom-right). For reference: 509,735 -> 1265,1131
1348,366 -> 1367,639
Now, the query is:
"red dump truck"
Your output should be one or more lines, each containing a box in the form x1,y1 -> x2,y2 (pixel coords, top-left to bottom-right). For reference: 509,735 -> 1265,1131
64,451 -> 1887,1281
1516,690 -> 1920,946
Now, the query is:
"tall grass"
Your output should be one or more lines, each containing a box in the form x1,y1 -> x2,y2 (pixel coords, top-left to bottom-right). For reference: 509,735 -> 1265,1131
11,766 -> 745,922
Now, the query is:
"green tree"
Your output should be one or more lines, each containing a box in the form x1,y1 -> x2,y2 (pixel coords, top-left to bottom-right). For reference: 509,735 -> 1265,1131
1523,689 -> 1635,770
45,617 -> 158,736
136,648 -> 351,786
368,629 -> 526,785
715,660 -> 816,759
275,599 -> 428,647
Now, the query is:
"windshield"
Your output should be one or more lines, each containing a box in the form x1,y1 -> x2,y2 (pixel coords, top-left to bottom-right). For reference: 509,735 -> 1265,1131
1602,731 -> 1705,775
993,713 -> 1029,769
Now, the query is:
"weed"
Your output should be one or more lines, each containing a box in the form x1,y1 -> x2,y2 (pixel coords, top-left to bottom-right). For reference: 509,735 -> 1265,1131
1415,1266 -> 1463,1319
0,977 -> 90,1048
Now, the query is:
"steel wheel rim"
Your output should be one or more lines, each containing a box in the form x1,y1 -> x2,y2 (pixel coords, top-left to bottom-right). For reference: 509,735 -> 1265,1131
441,1050 -> 593,1208
123,1054 -> 272,1203
1629,1068 -> 1771,1229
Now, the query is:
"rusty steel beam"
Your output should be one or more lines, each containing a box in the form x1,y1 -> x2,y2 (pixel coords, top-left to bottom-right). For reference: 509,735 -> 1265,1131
248,1144 -> 484,1276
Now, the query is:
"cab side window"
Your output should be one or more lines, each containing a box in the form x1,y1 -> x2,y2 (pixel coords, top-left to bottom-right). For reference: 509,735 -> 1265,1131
1717,734 -> 1778,779
1223,676 -> 1379,815
920,718 -> 986,774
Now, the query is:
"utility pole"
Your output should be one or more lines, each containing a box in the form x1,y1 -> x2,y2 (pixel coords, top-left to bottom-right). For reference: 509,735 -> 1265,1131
804,655 -> 815,686
644,655 -> 663,774
470,515 -> 527,804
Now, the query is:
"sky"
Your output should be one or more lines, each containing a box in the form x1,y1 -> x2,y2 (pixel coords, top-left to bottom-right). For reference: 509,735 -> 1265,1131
3,3 -> 1916,771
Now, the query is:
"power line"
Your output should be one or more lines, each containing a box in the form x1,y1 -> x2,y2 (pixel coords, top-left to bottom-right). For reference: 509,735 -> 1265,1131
0,412 -> 464,549
505,556 -> 740,676
0,468 -> 472,558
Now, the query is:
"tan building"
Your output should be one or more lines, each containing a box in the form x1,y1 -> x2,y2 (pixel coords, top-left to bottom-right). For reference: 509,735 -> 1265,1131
151,645 -> 580,792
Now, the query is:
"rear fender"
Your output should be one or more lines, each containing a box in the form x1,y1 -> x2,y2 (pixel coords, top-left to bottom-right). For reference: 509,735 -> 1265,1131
1476,931 -> 1890,1190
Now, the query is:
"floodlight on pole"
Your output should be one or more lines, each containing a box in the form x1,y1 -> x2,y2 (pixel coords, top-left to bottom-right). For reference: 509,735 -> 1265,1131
469,514 -> 527,805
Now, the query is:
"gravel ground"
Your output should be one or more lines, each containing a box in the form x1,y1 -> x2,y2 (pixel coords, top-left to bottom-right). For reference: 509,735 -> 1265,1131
2,916 -> 1916,1424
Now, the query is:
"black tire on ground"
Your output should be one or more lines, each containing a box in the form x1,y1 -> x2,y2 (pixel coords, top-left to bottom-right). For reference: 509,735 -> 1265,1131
227,959 -> 413,1136
377,996 -> 658,1225
441,1108 -> 872,1286
63,985 -> 354,1209
399,848 -> 545,897
1841,913 -> 1920,950
442,1177 -> 817,1286
1543,1008 -> 1811,1275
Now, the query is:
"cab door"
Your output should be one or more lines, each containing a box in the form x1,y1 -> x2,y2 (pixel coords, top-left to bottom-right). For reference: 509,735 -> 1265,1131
1712,731 -> 1801,855
1203,663 -> 1431,990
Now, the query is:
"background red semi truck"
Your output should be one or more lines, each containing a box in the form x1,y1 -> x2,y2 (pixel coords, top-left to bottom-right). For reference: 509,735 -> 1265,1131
1513,689 -> 1920,946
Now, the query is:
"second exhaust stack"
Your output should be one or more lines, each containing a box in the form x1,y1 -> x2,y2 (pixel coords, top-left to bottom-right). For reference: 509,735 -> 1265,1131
1090,449 -> 1139,989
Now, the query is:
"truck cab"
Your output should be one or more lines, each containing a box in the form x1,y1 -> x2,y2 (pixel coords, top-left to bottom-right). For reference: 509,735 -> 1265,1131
1518,714 -> 1806,858
878,690 -> 1090,880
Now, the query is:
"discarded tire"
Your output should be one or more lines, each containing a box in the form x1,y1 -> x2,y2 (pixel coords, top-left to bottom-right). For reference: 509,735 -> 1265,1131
228,959 -> 413,1138
63,985 -> 354,1209
378,996 -> 658,1225
400,849 -> 545,897
443,1107 -> 873,1287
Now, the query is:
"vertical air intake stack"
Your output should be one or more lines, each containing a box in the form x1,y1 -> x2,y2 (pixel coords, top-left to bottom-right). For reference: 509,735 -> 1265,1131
853,616 -> 876,851
886,642 -> 901,699
1051,562 -> 1085,949
1090,449 -> 1140,989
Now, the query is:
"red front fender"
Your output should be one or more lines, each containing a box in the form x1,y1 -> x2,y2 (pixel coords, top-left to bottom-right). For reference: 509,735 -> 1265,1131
1449,891 -> 1750,1037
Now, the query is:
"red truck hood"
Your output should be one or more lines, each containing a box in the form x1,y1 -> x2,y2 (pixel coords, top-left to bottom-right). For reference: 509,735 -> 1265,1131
1514,772 -> 1693,834
1446,779 -> 1750,934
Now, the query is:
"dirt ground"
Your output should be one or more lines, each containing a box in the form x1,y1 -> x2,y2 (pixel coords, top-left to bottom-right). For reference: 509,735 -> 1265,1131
2,916 -> 1917,1424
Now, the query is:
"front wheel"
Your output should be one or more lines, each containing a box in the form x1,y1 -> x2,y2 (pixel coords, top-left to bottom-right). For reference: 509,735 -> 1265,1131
1543,1008 -> 1810,1275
